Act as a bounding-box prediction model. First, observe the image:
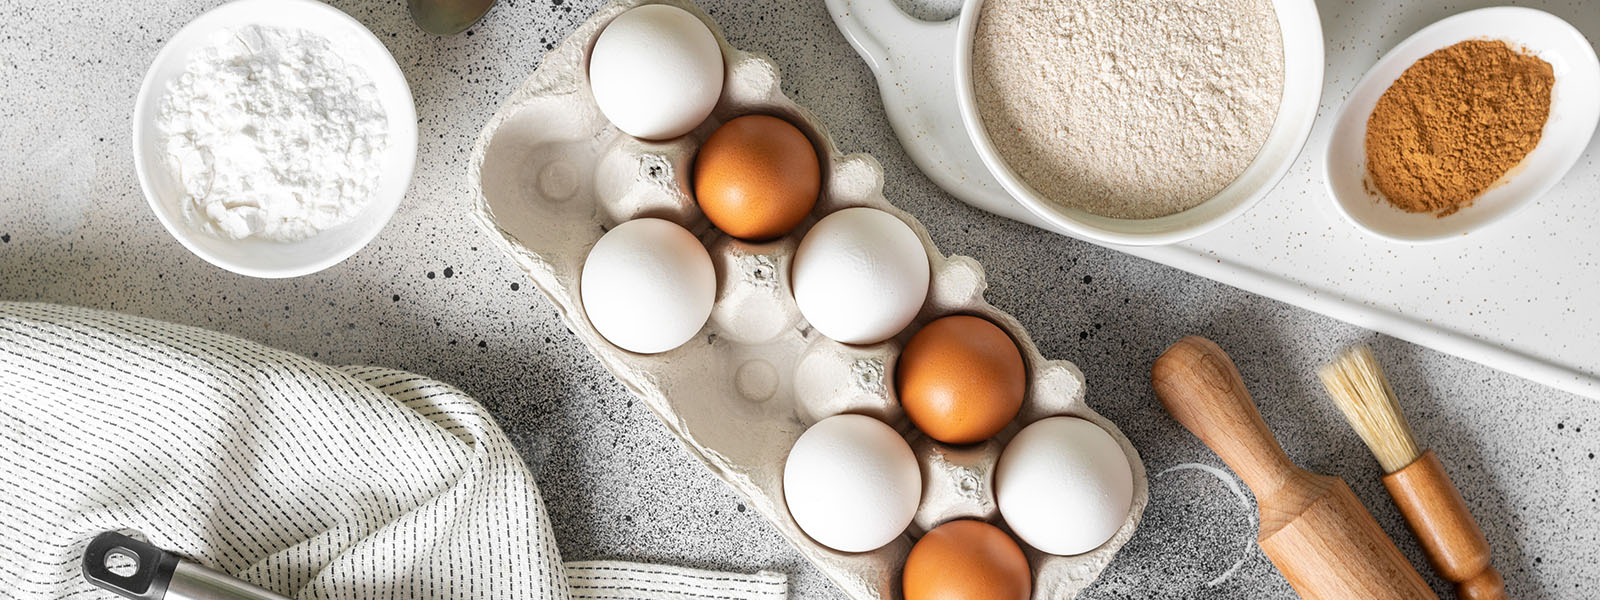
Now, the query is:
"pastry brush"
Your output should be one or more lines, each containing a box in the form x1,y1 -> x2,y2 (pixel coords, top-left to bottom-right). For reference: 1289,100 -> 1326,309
1318,346 -> 1505,600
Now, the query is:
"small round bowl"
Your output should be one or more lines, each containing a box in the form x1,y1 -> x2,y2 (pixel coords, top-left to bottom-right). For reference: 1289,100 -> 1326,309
1323,7 -> 1600,244
952,0 -> 1325,246
132,0 -> 418,278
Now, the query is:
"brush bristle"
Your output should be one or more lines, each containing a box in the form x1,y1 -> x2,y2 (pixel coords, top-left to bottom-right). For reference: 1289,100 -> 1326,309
1317,345 -> 1421,473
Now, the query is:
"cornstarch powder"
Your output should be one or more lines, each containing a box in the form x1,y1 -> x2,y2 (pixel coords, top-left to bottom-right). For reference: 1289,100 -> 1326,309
158,25 -> 389,242
973,0 -> 1284,219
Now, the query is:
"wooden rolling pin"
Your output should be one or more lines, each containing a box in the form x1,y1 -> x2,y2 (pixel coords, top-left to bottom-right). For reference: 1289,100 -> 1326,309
1151,336 -> 1437,600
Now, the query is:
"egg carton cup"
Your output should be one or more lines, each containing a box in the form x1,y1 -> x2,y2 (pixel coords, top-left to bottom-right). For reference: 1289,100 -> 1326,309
468,0 -> 1148,597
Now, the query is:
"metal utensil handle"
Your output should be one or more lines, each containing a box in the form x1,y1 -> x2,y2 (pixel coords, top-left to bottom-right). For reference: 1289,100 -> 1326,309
84,532 -> 292,600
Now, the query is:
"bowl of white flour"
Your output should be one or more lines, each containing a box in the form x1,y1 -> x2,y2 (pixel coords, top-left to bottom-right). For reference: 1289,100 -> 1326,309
952,0 -> 1323,245
133,0 -> 417,278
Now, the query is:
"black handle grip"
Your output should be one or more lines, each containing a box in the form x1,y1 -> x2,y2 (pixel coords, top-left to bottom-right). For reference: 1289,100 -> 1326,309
83,531 -> 180,600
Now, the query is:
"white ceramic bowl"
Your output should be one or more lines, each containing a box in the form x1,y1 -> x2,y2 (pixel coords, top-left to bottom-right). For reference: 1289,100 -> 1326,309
1324,7 -> 1600,244
132,0 -> 417,278
952,0 -> 1325,246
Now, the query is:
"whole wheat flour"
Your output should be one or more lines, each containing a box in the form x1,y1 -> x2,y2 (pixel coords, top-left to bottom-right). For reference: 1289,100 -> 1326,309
973,0 -> 1284,219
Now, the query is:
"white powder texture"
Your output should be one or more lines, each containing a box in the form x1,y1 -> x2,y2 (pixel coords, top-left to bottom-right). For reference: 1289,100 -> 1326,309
158,25 -> 388,242
973,0 -> 1284,219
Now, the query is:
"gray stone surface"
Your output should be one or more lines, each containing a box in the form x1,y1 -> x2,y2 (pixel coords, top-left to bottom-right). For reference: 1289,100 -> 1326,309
1,0 -> 1596,598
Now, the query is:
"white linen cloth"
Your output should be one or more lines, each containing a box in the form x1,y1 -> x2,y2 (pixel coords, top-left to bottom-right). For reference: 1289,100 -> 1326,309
0,302 -> 786,599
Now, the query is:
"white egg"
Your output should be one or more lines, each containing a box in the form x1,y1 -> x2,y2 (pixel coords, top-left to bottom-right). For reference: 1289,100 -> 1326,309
995,417 -> 1133,555
783,414 -> 921,553
791,208 -> 930,345
588,4 -> 724,140
580,218 -> 714,354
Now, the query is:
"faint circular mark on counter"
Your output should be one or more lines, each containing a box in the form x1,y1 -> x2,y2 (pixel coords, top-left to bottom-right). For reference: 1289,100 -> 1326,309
1155,462 -> 1257,589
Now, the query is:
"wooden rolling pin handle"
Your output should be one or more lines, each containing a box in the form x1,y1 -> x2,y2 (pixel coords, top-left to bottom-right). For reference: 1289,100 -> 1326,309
1150,336 -> 1299,495
1383,450 -> 1507,600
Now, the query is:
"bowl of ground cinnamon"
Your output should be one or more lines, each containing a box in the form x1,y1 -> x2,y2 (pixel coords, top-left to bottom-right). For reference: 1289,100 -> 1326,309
1323,7 -> 1600,243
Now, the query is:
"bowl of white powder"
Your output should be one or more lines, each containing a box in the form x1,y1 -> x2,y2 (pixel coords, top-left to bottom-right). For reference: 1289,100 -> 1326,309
133,0 -> 417,278
952,0 -> 1323,246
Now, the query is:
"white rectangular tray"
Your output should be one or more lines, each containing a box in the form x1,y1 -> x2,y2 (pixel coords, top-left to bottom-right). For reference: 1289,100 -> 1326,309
828,0 -> 1600,399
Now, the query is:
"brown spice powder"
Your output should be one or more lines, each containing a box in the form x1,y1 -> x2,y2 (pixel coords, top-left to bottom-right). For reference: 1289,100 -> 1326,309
1364,40 -> 1554,217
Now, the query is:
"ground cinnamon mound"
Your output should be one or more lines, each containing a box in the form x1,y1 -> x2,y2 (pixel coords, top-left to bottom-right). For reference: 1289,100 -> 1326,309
1364,40 -> 1553,217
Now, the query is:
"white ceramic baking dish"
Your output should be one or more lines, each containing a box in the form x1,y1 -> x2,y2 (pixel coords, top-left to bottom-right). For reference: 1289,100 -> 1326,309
830,0 -> 1324,246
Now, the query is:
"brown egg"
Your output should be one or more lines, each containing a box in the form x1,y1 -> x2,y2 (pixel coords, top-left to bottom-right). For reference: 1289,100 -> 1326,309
692,114 -> 820,240
904,520 -> 1032,600
897,315 -> 1025,444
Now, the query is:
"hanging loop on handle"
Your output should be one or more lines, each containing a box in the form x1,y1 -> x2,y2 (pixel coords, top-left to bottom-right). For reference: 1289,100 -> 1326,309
83,532 -> 179,600
83,531 -> 293,600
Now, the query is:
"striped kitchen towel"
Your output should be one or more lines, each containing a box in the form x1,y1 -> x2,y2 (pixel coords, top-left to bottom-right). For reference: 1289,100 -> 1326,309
0,302 -> 786,599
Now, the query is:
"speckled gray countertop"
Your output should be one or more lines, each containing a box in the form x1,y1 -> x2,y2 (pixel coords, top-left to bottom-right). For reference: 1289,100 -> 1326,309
2,0 -> 1596,598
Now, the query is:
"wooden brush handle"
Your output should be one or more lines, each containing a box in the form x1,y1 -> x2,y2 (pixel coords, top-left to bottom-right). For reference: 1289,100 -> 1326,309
1153,337 -> 1438,600
1385,450 -> 1506,600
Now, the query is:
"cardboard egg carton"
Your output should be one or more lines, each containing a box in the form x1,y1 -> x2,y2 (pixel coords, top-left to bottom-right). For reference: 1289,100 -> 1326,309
468,1 -> 1148,596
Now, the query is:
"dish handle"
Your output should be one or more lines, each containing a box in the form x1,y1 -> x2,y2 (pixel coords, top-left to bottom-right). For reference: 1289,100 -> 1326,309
824,0 -> 949,75
825,0 -> 1051,228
